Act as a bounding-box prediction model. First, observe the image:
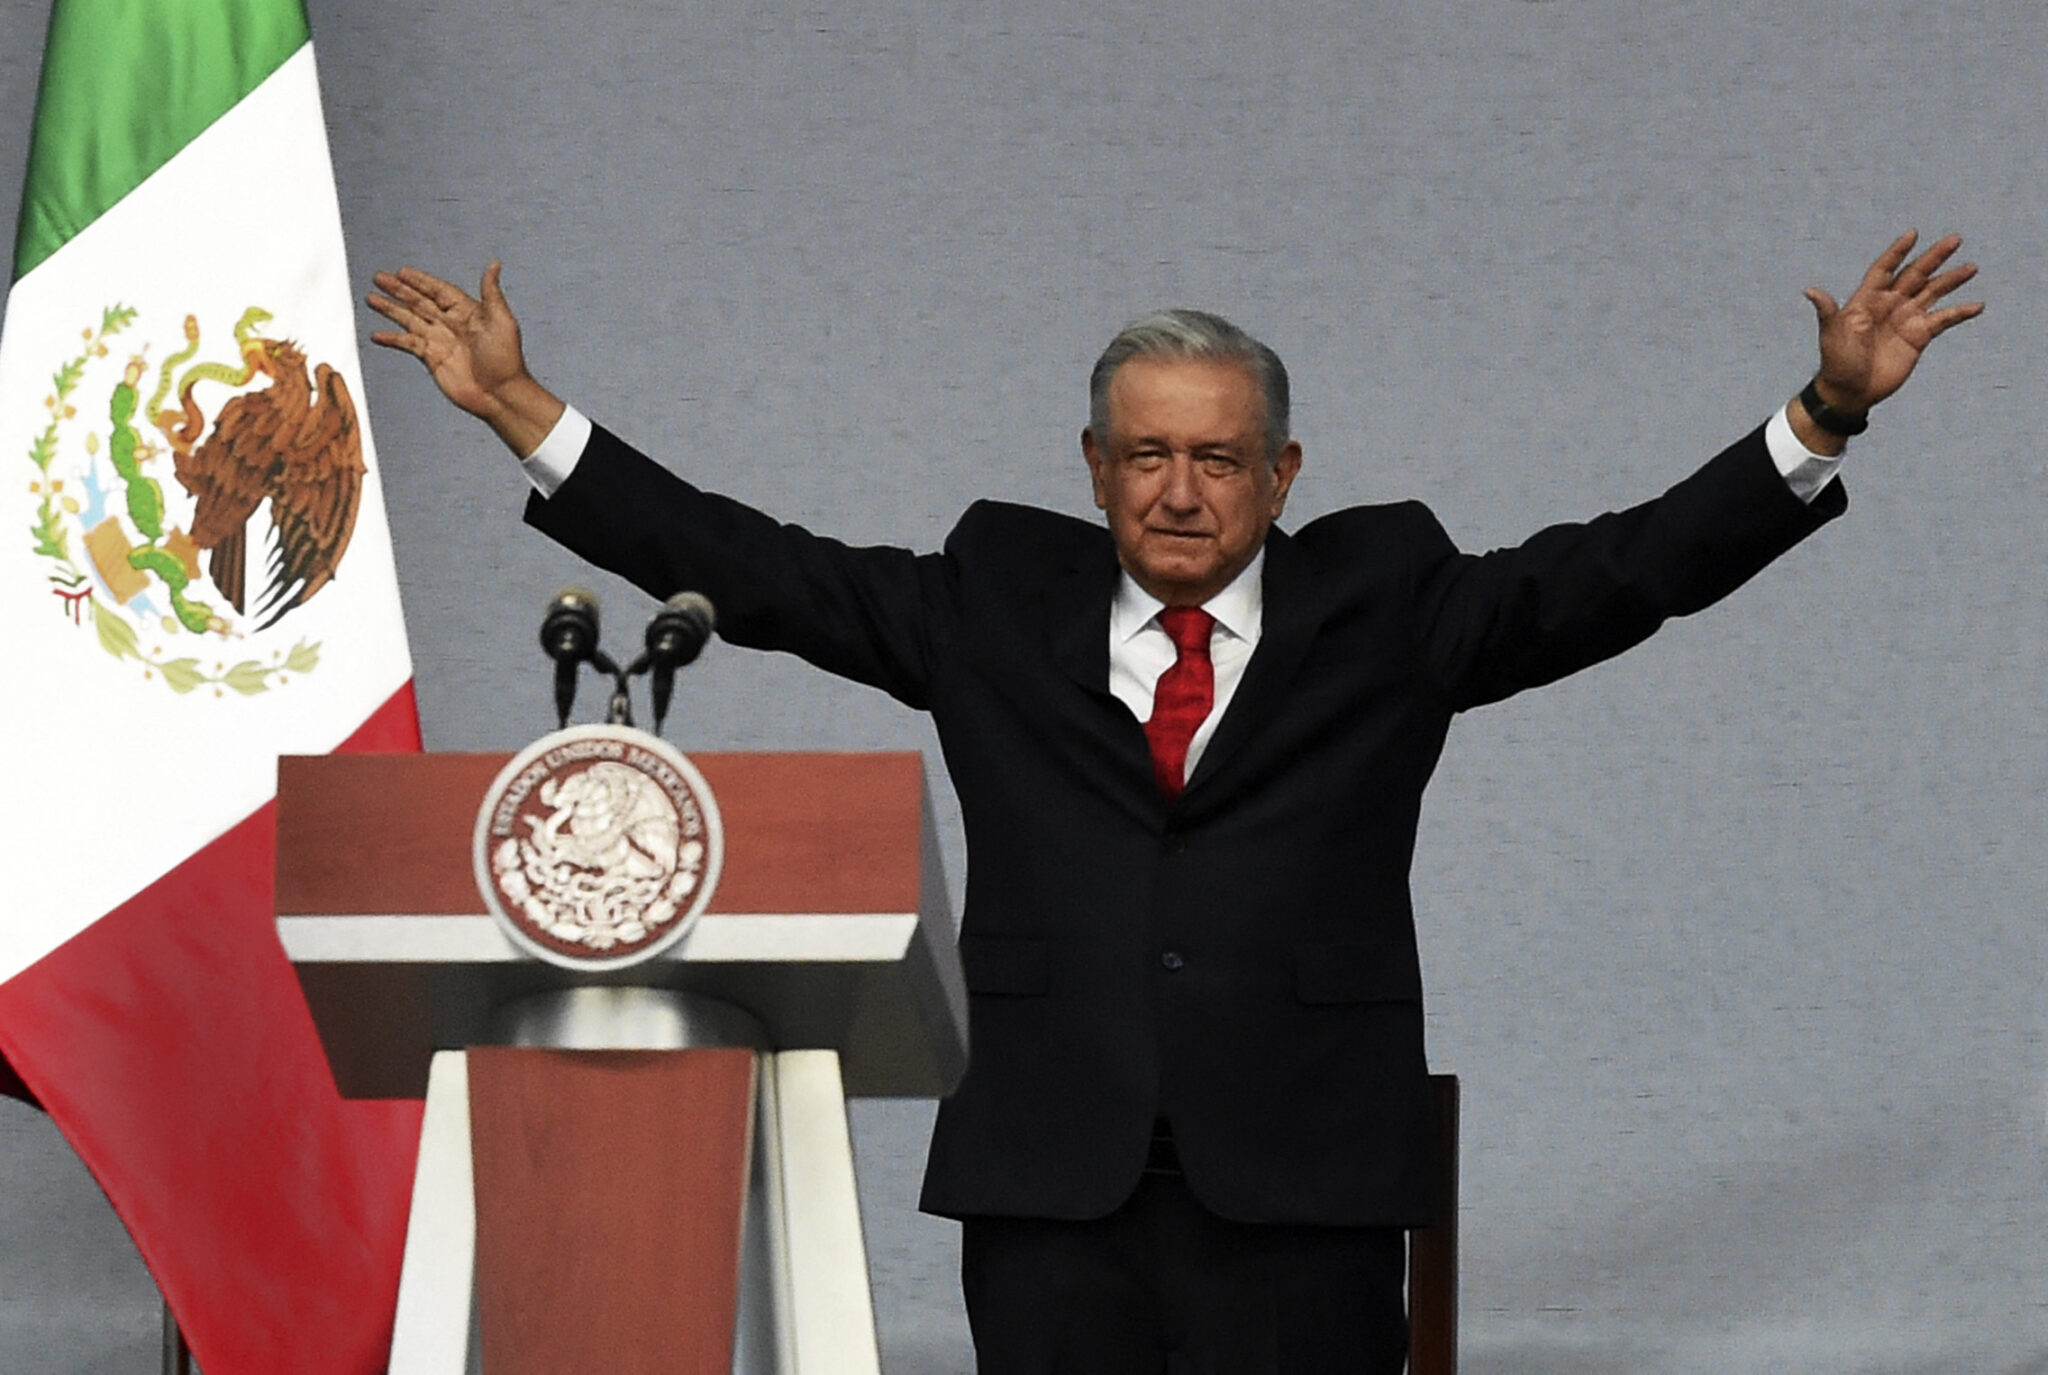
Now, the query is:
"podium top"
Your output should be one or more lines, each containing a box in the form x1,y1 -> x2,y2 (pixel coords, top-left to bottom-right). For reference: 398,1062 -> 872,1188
279,750 -> 928,917
277,750 -> 966,1099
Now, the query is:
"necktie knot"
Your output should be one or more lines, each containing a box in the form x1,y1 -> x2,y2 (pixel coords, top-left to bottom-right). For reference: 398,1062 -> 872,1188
1159,606 -> 1215,656
1145,607 -> 1216,802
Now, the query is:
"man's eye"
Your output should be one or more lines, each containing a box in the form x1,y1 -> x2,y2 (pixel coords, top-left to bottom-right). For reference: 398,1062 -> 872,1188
1127,452 -> 1168,471
1199,455 -> 1243,477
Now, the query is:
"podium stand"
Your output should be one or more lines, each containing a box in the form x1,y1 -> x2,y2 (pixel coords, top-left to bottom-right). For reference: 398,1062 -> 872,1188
276,751 -> 966,1374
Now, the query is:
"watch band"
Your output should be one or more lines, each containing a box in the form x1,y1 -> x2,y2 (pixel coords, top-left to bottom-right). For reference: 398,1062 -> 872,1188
1799,378 -> 1870,437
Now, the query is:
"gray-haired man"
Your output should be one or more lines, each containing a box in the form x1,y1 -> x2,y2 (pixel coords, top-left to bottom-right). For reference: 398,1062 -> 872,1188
371,232 -> 1978,1372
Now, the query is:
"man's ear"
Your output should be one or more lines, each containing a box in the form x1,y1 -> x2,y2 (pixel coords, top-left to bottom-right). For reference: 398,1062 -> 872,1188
1270,440 -> 1303,516
1082,427 -> 1109,511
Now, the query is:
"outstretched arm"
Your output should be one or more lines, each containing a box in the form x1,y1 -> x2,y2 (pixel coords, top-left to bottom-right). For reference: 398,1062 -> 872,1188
1788,230 -> 1984,455
367,263 -> 566,458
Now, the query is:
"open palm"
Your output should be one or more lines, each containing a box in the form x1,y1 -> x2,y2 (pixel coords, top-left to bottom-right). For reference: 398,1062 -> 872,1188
1807,231 -> 1982,413
368,263 -> 528,419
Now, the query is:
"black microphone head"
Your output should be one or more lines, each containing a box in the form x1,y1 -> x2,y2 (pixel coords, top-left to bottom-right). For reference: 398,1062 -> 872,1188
541,587 -> 601,662
645,592 -> 714,735
646,591 -> 715,669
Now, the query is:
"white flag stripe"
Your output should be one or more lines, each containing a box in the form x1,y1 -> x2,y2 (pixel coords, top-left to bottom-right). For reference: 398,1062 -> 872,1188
1,47 -> 411,984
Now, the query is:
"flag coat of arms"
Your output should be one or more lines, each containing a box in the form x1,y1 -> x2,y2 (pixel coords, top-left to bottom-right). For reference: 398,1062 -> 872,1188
0,2 -> 423,1369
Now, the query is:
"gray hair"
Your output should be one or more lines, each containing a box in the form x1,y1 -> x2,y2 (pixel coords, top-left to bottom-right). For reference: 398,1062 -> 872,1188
1088,309 -> 1291,461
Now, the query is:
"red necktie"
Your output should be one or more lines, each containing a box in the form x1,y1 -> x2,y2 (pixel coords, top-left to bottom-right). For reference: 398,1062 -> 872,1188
1145,607 -> 1216,802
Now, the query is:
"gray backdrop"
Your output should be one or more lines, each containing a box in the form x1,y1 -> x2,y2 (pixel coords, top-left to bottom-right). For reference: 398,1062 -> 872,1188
3,2 -> 2044,1372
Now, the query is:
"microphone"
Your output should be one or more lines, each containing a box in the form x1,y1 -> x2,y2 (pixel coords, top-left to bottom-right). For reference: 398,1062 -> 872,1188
540,587 -> 601,727
645,592 -> 715,733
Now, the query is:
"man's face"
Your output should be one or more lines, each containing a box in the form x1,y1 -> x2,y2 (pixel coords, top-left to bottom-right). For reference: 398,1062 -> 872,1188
1083,356 -> 1302,607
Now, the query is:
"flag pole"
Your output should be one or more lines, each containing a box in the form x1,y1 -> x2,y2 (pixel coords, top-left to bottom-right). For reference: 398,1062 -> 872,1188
161,1303 -> 193,1375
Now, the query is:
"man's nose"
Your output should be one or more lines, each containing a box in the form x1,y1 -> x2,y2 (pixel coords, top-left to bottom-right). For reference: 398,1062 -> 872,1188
1160,455 -> 1202,511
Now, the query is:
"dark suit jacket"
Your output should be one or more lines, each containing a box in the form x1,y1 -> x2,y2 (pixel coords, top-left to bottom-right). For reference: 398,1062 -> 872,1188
528,421 -> 1843,1228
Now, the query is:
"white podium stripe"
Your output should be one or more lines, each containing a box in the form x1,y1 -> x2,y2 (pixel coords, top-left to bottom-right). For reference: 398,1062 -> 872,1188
773,1050 -> 882,1374
387,1051 -> 478,1375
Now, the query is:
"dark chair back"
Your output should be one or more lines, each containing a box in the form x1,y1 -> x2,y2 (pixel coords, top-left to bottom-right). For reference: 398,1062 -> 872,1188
1408,1073 -> 1460,1375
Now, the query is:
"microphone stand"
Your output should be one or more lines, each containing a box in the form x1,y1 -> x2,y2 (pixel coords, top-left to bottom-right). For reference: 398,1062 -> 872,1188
539,588 -> 715,735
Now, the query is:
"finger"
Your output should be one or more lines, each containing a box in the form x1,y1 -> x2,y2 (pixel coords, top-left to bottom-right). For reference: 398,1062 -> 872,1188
1804,286 -> 1839,324
480,260 -> 508,310
396,267 -> 475,312
364,291 -> 408,325
1923,300 -> 1986,337
367,328 -> 427,358
1896,233 -> 1963,295
1860,229 -> 1919,290
370,273 -> 433,316
374,273 -> 442,319
365,291 -> 427,332
1917,261 -> 1978,304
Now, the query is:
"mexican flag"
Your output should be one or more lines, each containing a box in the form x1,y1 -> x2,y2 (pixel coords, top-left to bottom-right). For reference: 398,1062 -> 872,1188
0,2 -> 423,1370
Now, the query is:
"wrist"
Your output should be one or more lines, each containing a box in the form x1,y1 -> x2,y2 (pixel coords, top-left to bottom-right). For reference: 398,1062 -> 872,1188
1786,387 -> 1849,458
476,373 -> 566,459
1803,376 -> 1871,432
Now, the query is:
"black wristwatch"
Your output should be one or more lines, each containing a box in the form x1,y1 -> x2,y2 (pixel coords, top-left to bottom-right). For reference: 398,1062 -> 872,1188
1799,378 -> 1869,437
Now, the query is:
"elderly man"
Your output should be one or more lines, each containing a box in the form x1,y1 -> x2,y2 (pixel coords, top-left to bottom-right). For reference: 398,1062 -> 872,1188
370,232 -> 1978,1373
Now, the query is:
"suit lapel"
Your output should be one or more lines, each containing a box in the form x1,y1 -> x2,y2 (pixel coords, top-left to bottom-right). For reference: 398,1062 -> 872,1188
1184,526 -> 1323,798
1039,525 -> 1327,813
1037,536 -> 1171,820
1044,538 -> 1119,697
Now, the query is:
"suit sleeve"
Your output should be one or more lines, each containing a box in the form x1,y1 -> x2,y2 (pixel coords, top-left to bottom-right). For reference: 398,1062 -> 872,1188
1413,424 -> 1846,712
523,423 -> 955,710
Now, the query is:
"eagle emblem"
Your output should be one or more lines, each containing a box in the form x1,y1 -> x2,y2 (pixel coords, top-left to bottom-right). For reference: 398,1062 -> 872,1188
474,725 -> 725,972
25,304 -> 364,694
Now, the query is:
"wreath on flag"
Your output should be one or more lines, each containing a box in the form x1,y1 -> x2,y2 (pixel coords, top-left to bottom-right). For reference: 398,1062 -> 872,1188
25,303 -> 365,696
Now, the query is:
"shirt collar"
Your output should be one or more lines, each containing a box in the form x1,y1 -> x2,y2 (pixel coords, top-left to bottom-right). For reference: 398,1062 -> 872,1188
1111,547 -> 1266,647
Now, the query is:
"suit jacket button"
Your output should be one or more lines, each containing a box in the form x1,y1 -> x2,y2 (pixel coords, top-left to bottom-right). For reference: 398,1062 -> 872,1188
1160,951 -> 1185,971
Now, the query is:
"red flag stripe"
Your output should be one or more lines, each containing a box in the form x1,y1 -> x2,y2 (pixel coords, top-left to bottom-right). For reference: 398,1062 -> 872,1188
0,679 -> 424,1373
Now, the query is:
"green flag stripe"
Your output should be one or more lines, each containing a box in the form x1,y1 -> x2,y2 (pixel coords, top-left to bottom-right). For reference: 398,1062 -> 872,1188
12,0 -> 311,282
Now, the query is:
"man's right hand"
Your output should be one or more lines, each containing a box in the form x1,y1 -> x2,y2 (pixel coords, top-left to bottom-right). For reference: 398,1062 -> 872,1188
368,262 -> 566,458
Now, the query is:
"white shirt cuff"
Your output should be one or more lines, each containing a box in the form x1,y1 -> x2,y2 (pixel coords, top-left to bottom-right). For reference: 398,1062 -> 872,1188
1764,403 -> 1844,505
520,405 -> 593,498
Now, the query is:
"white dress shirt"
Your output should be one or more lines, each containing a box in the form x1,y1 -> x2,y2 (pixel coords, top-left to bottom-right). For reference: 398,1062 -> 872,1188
1108,555 -> 1263,785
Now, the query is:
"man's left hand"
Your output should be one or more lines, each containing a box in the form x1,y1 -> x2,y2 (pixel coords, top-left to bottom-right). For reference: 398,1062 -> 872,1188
1805,230 -> 1983,416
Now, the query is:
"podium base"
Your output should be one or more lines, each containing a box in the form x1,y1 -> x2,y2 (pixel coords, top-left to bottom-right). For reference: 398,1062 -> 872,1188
388,989 -> 879,1374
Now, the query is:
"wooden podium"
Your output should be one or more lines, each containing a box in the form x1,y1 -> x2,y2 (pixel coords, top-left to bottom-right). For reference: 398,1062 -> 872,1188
276,750 -> 967,1374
